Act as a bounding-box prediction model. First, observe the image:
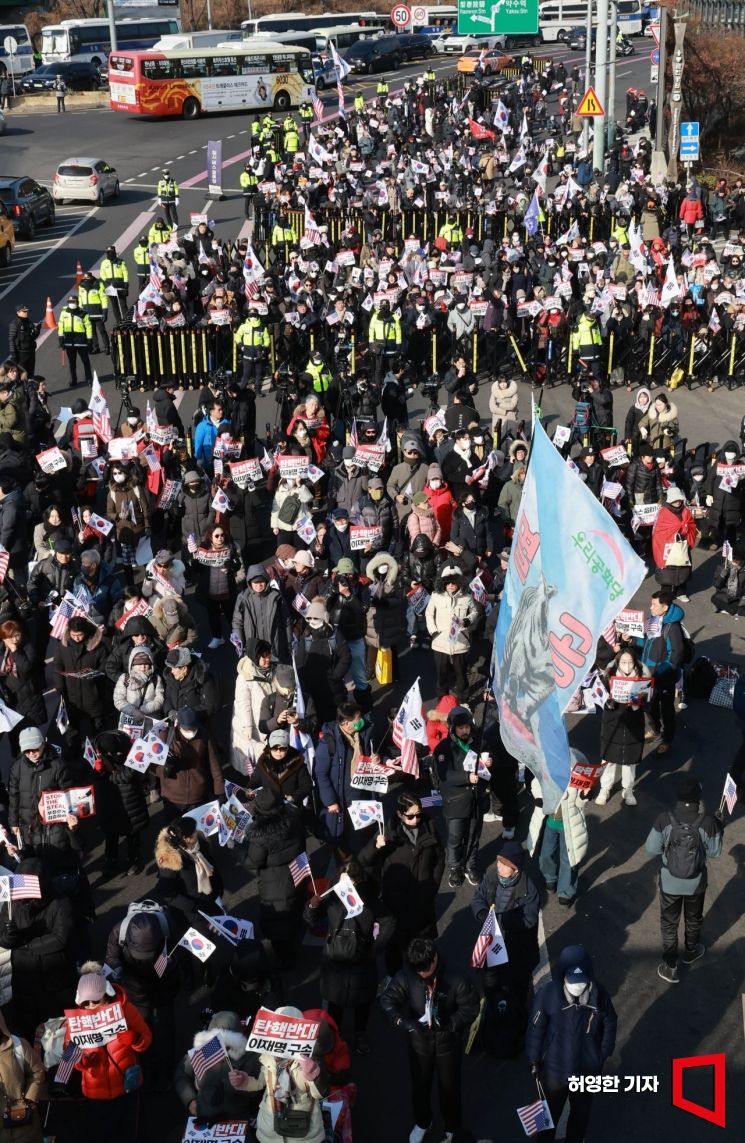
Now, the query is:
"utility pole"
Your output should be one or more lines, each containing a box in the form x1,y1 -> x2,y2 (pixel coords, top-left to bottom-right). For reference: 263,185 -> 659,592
607,2 -> 617,149
654,6 -> 667,153
593,0 -> 609,173
667,12 -> 688,180
582,0 -> 592,153
105,0 -> 117,52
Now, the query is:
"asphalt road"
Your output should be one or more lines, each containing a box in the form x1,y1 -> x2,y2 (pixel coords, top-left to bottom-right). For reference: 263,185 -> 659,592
2,39 -> 744,1143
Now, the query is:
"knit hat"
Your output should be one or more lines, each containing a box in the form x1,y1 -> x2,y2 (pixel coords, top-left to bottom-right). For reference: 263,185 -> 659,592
497,839 -> 524,870
252,786 -> 281,815
269,729 -> 290,748
368,477 -> 384,490
208,1011 -> 243,1034
75,964 -> 113,1005
334,558 -> 355,574
305,600 -> 327,624
183,470 -> 201,485
676,776 -> 701,804
294,550 -> 315,569
428,463 -> 443,480
665,486 -> 684,504
19,727 -> 44,752
166,647 -> 192,669
161,598 -> 181,617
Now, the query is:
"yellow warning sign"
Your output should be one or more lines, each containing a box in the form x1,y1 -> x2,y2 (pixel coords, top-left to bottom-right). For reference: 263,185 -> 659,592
576,86 -> 604,116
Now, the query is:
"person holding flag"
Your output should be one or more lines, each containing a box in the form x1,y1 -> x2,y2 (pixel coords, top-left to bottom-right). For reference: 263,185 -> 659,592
526,944 -> 617,1143
244,786 -> 307,968
175,1010 -> 261,1125
314,701 -> 375,854
434,706 -> 491,890
248,728 -> 312,809
304,859 -> 394,1056
359,793 -> 445,975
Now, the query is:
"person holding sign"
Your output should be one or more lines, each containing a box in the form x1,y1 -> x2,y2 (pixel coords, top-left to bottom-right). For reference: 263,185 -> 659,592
8,728 -> 77,855
53,616 -> 109,738
304,860 -> 394,1055
596,651 -> 652,808
651,486 -> 697,604
434,707 -> 491,890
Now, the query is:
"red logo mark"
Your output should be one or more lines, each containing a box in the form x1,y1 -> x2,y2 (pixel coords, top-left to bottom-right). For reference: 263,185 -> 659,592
672,1053 -> 726,1128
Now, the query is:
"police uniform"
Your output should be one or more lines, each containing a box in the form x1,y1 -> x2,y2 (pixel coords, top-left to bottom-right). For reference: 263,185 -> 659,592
58,298 -> 93,387
156,170 -> 180,229
133,237 -> 150,291
299,101 -> 313,141
234,314 -> 271,390
239,165 -> 258,220
78,276 -> 110,354
368,306 -> 402,385
99,248 -> 129,324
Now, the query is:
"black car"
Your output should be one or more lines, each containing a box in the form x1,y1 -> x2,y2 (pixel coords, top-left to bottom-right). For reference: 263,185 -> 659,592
20,61 -> 101,94
394,33 -> 436,61
344,36 -> 402,74
0,177 -> 55,239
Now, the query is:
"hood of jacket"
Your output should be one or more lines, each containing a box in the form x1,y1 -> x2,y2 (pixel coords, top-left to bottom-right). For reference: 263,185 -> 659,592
155,826 -> 189,871
122,615 -> 156,639
61,623 -> 103,652
366,550 -> 399,586
128,644 -> 156,675
237,653 -> 273,684
192,1028 -> 247,1061
720,439 -> 740,458
634,386 -> 651,411
663,601 -> 684,625
508,439 -> 528,461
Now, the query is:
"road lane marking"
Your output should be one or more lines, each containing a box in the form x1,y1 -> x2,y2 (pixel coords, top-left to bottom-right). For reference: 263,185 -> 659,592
0,206 -> 98,305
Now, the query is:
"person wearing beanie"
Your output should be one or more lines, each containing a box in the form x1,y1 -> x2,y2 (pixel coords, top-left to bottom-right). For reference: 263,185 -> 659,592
651,485 -> 697,603
150,592 -> 199,649
644,776 -> 723,983
181,468 -> 214,549
471,840 -> 540,1034
93,730 -> 149,878
406,489 -> 442,548
284,547 -> 323,606
639,590 -> 686,755
208,938 -> 283,1024
176,1009 -> 261,1124
358,476 -> 396,557
105,462 -> 150,585
104,613 -> 165,687
425,564 -> 481,703
320,559 -> 371,709
232,562 -> 293,665
248,726 -> 311,807
244,785 -> 307,967
9,730 -> 79,857
52,614 -> 109,737
328,445 -> 368,516
624,441 -> 663,511
154,815 -> 223,924
155,705 -> 224,821
163,644 -> 219,724
295,600 -> 351,726
711,541 -> 745,615
423,463 -> 457,544
27,536 -> 79,663
435,706 -> 491,888
113,645 -> 165,732
63,959 -> 151,1128
73,545 -> 123,624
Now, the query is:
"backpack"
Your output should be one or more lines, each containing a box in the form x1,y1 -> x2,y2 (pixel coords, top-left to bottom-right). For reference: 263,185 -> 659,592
664,813 -> 706,880
573,399 -> 592,431
277,493 -> 301,527
686,656 -> 717,702
119,899 -> 169,945
326,913 -> 371,964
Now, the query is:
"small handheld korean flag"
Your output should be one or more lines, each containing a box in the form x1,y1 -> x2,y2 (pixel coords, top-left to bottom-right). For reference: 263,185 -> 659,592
56,697 -> 69,736
83,737 -> 97,769
332,876 -> 364,919
347,801 -> 384,831
177,926 -> 216,962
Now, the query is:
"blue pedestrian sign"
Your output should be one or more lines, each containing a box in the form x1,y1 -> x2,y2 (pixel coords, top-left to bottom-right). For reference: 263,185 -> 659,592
650,47 -> 659,65
680,121 -> 700,162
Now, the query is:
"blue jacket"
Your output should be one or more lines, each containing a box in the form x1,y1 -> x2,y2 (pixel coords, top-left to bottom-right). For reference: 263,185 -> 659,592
639,601 -> 685,677
526,944 -> 617,1082
314,718 -> 374,811
193,418 -> 221,473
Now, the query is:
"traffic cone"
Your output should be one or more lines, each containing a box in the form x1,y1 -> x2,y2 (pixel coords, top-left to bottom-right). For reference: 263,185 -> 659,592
75,259 -> 84,286
43,296 -> 57,330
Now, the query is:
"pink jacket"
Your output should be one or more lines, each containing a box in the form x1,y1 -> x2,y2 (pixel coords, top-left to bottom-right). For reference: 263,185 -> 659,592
406,504 -> 442,546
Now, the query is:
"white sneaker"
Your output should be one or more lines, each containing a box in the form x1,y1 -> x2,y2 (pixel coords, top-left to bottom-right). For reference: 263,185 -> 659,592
595,789 -> 610,805
207,637 -> 225,650
502,826 -> 515,839
677,593 -> 690,603
409,1126 -> 430,1143
483,811 -> 502,823
623,789 -> 637,806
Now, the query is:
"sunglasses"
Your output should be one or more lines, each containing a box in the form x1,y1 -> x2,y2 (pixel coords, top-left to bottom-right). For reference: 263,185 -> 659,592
402,811 -> 421,821
271,744 -> 288,751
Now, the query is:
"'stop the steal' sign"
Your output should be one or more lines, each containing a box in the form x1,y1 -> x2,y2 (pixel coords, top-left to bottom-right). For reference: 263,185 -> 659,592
66,1001 -> 128,1047
245,1007 -> 320,1059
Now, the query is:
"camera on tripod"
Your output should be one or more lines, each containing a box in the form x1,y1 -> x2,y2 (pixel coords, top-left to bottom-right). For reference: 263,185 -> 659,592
115,374 -> 138,414
420,373 -> 440,401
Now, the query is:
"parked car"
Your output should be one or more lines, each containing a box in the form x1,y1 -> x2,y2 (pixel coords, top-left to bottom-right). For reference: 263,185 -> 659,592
393,33 -> 436,61
0,177 -> 55,239
457,48 -> 513,75
433,34 -> 495,54
312,54 -> 338,91
20,61 -> 101,94
491,30 -> 543,50
52,157 -> 120,206
343,35 -> 401,74
0,202 -> 14,268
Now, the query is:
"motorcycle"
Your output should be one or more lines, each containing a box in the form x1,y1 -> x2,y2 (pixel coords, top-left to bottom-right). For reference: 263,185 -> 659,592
616,34 -> 635,56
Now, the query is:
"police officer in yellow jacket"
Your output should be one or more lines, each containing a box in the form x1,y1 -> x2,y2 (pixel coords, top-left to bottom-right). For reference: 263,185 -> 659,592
376,77 -> 389,97
99,245 -> 129,324
271,213 -> 298,263
58,295 -> 93,388
78,272 -> 110,354
298,100 -> 313,143
304,349 -> 334,410
283,122 -> 300,161
235,311 -> 271,391
133,236 -> 150,292
239,163 -> 258,220
571,309 -> 603,372
156,168 -> 179,229
148,218 -> 173,248
353,92 -> 365,115
368,300 -> 402,384
438,216 -> 464,248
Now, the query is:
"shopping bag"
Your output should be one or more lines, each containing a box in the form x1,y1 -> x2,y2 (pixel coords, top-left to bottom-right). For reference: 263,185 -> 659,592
375,647 -> 393,685
135,535 -> 153,566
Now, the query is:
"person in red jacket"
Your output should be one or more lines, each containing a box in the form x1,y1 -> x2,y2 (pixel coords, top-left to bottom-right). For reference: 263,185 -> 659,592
651,485 -> 698,603
66,961 -> 152,1141
678,186 -> 704,238
423,463 -> 457,544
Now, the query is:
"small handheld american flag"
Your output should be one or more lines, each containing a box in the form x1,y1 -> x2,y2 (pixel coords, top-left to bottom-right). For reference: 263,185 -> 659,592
153,945 -> 169,978
0,545 -> 9,584
516,1097 -> 553,1136
313,95 -> 325,121
10,874 -> 41,900
54,1041 -> 83,1084
191,1035 -> 228,1083
471,907 -> 496,969
289,851 -> 311,888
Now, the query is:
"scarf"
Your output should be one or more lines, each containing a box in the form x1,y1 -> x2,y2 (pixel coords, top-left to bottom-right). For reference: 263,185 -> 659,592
184,842 -> 214,895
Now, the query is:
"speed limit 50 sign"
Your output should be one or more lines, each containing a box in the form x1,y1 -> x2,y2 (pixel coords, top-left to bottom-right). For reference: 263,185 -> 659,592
390,3 -> 412,28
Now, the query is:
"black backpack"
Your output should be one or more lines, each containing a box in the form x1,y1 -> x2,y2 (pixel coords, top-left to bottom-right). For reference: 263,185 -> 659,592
664,813 -> 705,880
277,493 -> 301,526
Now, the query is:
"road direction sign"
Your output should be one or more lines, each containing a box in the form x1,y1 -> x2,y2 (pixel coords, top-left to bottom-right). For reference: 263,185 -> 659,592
650,47 -> 659,65
576,86 -> 605,117
458,0 -> 538,36
680,120 -> 700,161
390,4 -> 412,28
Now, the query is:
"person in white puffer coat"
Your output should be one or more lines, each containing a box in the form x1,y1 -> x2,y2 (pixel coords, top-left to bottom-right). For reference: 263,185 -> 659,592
230,639 -> 275,775
489,376 -> 519,434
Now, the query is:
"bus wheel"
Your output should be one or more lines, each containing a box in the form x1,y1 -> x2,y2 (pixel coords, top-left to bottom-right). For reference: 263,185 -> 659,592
273,90 -> 291,112
182,97 -> 200,120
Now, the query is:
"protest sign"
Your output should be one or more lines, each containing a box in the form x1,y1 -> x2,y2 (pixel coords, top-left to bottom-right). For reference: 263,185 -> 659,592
66,1002 -> 127,1047
229,458 -> 262,488
107,438 -> 139,461
609,676 -> 652,703
246,1008 -> 320,1060
349,525 -> 383,551
36,447 -> 67,474
613,608 -> 645,638
157,479 -> 182,510
182,1121 -> 248,1142
353,444 -> 385,472
569,761 -> 604,792
276,455 -> 309,480
600,446 -> 628,468
39,787 -> 95,824
350,757 -> 395,793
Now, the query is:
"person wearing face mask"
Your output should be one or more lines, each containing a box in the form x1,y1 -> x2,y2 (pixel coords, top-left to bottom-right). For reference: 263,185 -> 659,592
380,938 -> 479,1143
154,812 -> 223,926
57,295 -> 93,389
364,553 -> 407,682
425,565 -> 481,704
526,944 -> 617,1143
423,463 -> 456,543
156,705 -> 224,824
700,439 -> 744,552
471,839 -> 540,1038
320,560 -> 371,708
596,649 -> 652,808
434,705 -> 491,888
270,475 -> 314,543
711,541 -> 745,616
441,429 -> 475,503
176,1010 -> 261,1126
232,565 -> 293,665
230,639 -> 276,776
106,463 -> 150,585
113,646 -> 165,732
324,506 -> 356,570
314,701 -> 374,853
358,477 -> 396,557
449,488 -> 491,566
329,447 -> 368,516
651,486 -> 697,603
386,436 -> 429,529
295,600 -> 351,726
53,615 -> 109,738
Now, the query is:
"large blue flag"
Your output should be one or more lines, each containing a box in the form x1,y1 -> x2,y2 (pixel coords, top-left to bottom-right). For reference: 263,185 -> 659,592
493,419 -> 646,811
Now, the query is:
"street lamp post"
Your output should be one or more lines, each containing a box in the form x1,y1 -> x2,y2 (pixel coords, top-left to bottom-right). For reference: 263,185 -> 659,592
667,13 -> 688,181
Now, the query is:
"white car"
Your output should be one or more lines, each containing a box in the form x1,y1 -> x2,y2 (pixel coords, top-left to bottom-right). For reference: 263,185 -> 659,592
434,33 -> 496,54
52,157 -> 120,205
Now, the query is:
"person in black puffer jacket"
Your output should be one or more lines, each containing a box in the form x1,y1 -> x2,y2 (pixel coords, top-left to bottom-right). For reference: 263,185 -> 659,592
53,615 -> 109,737
248,732 -> 313,808
93,731 -> 149,877
0,857 -> 77,1040
175,1010 -> 261,1125
244,787 -> 306,967
179,471 -> 214,553
153,816 -> 224,929
624,445 -> 663,505
0,619 -> 47,753
105,903 -> 183,1091
304,860 -> 395,1054
104,615 -> 166,686
8,728 -> 78,854
162,647 -> 220,723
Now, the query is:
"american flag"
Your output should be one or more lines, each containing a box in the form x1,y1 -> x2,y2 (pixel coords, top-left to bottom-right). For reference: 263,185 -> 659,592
516,1098 -> 553,1136
191,1035 -> 228,1083
471,907 -> 497,968
149,256 -> 163,292
289,851 -> 311,887
54,1040 -> 83,1084
420,792 -> 443,809
601,618 -> 617,646
336,80 -> 346,118
92,409 -> 113,444
10,874 -> 41,900
224,780 -> 248,801
49,597 -> 84,641
313,94 -> 325,121
0,545 -> 8,584
154,945 -> 169,978
304,204 -> 322,246
390,679 -> 427,778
